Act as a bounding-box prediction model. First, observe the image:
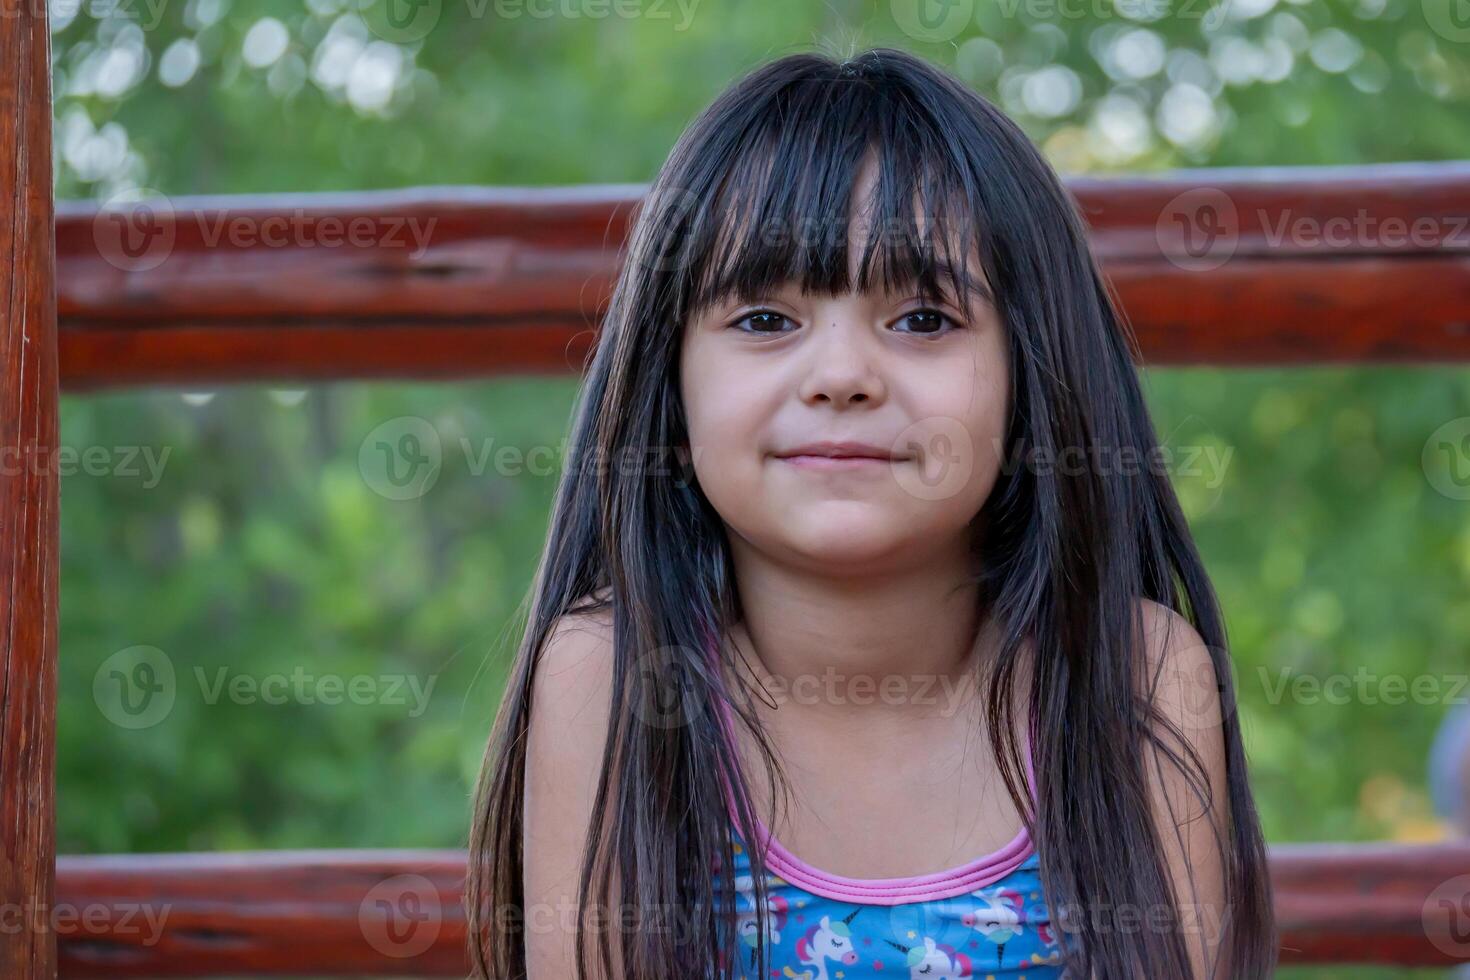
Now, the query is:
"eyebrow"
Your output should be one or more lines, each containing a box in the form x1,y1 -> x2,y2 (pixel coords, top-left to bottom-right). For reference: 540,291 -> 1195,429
709,258 -> 995,315
897,259 -> 995,309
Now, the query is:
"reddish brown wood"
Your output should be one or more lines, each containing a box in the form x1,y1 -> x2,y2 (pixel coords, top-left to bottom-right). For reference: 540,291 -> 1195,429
1271,840 -> 1470,966
55,850 -> 466,977
56,186 -> 633,390
54,161 -> 1470,389
48,841 -> 1470,974
0,2 -> 60,978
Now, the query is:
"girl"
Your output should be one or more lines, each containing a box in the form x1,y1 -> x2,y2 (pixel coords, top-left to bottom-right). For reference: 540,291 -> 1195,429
467,47 -> 1277,979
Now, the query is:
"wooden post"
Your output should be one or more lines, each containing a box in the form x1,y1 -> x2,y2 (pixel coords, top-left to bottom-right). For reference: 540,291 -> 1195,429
0,0 -> 59,977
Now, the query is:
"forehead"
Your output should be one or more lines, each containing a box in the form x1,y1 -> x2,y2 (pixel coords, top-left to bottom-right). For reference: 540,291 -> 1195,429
690,197 -> 992,313
675,128 -> 997,320
841,151 -> 989,297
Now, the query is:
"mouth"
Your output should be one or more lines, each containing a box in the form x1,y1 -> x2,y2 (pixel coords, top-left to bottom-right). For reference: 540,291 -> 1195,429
776,455 -> 898,469
772,442 -> 915,469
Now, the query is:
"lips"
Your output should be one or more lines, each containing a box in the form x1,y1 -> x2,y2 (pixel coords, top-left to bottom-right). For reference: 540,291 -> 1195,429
774,440 -> 909,461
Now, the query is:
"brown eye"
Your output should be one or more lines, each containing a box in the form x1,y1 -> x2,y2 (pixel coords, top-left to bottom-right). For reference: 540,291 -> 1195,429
731,310 -> 794,334
893,308 -> 956,335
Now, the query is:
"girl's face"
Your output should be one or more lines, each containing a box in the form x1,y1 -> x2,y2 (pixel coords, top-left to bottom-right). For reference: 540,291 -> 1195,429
679,165 -> 1012,575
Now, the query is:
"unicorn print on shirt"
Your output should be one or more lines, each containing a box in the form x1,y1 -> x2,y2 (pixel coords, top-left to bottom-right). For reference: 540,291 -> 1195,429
963,881 -> 1027,970
734,872 -> 790,967
884,935 -> 975,979
782,907 -> 861,980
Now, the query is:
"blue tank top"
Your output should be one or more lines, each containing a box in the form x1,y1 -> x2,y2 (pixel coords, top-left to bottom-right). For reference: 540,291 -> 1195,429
708,660 -> 1065,977
717,842 -> 1064,978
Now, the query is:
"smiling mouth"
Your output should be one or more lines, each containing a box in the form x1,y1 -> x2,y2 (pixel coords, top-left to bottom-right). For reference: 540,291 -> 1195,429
776,454 -> 909,469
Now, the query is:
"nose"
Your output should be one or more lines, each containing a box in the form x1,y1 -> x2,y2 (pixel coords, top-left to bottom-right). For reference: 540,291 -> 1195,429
796,318 -> 886,408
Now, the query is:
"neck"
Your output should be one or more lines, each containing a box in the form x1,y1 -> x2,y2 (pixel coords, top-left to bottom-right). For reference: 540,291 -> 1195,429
723,537 -> 996,721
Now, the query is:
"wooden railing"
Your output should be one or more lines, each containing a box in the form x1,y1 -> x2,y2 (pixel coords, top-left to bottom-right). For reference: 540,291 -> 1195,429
54,161 -> 1470,392
7,3 -> 1470,977
41,841 -> 1470,975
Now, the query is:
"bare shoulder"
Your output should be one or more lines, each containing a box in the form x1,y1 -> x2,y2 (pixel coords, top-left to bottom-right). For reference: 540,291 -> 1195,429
1134,597 -> 1226,768
1135,597 -> 1232,979
1138,597 -> 1209,665
522,594 -> 622,978
1136,598 -> 1218,706
529,596 -> 617,759
539,595 -> 614,669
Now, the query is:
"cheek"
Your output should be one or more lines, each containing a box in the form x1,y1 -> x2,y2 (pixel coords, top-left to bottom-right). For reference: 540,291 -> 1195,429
680,345 -> 766,500
895,359 -> 1010,513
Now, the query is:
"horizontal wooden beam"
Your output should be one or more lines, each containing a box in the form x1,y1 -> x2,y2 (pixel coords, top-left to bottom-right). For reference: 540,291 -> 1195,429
51,841 -> 1470,975
55,161 -> 1470,390
1271,839 -> 1470,966
55,849 -> 467,977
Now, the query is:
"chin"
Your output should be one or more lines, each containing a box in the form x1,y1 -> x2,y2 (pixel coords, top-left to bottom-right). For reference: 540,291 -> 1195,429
778,512 -> 914,567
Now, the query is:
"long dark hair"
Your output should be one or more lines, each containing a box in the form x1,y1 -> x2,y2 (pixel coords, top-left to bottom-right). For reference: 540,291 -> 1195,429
467,46 -> 1276,979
